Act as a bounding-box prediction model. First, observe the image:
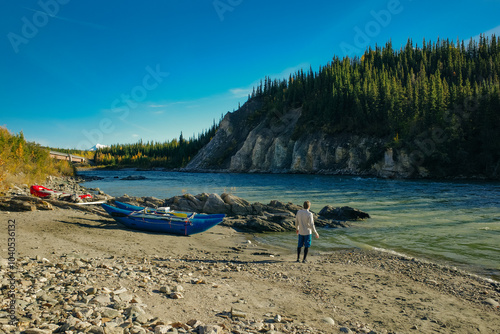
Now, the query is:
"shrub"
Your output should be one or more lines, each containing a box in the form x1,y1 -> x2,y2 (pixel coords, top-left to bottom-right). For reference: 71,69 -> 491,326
0,127 -> 75,194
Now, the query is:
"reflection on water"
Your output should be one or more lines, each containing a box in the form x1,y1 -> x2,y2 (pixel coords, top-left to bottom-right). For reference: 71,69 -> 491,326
80,169 -> 500,280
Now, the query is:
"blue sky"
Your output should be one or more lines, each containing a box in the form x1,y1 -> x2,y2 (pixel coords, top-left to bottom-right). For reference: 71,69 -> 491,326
1,0 -> 499,149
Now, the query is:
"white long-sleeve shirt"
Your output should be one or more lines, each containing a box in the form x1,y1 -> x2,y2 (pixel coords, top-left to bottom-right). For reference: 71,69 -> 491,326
295,209 -> 317,236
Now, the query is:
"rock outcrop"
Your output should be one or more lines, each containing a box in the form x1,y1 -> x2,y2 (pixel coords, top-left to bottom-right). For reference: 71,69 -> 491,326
114,193 -> 368,233
184,100 -> 429,178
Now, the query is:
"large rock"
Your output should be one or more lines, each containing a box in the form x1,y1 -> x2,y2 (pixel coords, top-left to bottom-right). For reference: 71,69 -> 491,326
251,202 -> 264,215
169,193 -> 205,212
142,196 -> 163,208
114,194 -> 141,206
221,193 -> 253,215
318,205 -> 370,221
203,193 -> 230,214
266,200 -> 302,214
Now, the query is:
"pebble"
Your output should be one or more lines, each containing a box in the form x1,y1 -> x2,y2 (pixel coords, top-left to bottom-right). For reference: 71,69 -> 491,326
154,325 -> 173,334
91,294 -> 112,305
484,298 -> 499,308
322,317 -> 335,325
86,287 -> 98,294
100,307 -> 122,319
24,329 -> 52,334
169,292 -> 184,299
114,287 -> 128,294
230,308 -> 247,318
197,325 -> 223,334
159,286 -> 170,293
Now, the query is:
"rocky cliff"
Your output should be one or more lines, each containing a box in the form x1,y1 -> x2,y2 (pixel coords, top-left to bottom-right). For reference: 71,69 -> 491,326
184,100 -> 429,178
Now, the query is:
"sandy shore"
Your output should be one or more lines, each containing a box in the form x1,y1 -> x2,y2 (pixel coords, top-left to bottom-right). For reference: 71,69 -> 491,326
1,208 -> 499,333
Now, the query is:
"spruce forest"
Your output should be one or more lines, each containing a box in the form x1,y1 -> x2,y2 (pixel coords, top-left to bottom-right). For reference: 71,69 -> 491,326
96,35 -> 500,177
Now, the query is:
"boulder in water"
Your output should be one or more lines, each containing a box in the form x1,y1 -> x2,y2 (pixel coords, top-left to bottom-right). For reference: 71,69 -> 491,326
120,175 -> 146,181
318,205 -> 370,221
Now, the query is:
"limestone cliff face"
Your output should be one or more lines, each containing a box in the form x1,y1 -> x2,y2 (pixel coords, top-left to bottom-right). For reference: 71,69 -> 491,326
228,107 -> 301,172
184,100 -> 426,178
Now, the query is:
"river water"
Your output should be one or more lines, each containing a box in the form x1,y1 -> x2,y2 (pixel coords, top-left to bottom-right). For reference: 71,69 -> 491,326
79,169 -> 500,280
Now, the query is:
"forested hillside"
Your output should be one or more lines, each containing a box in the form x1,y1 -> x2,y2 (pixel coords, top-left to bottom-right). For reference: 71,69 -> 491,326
244,35 -> 500,177
96,35 -> 499,177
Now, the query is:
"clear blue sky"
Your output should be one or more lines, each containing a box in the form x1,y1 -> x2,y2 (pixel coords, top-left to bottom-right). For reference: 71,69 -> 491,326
1,0 -> 499,149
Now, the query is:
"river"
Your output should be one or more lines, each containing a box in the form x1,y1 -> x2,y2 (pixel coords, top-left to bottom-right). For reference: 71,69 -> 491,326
79,169 -> 500,280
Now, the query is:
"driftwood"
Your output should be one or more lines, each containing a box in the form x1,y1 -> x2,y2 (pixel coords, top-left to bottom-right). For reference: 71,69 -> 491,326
0,196 -> 110,217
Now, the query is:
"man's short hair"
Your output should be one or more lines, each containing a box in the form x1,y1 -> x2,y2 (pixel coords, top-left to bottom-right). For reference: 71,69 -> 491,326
303,201 -> 311,209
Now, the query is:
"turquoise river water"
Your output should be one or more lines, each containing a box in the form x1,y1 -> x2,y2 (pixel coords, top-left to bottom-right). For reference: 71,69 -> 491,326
79,170 -> 500,280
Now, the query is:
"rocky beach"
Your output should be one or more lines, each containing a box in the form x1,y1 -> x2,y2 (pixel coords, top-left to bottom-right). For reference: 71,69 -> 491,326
1,177 -> 499,333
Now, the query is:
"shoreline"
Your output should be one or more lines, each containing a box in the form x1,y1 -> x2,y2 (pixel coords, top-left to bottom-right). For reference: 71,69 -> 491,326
65,172 -> 500,281
366,246 -> 500,285
1,208 -> 499,333
255,233 -> 500,285
252,229 -> 500,284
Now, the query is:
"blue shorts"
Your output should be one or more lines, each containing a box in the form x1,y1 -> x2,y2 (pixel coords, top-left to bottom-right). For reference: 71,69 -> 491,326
298,234 -> 312,248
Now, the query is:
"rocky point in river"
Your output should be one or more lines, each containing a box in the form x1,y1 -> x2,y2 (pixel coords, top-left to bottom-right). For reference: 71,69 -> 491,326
114,192 -> 368,233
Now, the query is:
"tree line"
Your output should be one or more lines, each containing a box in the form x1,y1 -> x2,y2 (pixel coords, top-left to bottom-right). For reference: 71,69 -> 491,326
248,35 -> 500,177
94,120 -> 220,168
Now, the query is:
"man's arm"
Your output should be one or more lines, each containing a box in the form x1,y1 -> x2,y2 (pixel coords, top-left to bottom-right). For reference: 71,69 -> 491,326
310,212 -> 319,238
295,212 -> 300,234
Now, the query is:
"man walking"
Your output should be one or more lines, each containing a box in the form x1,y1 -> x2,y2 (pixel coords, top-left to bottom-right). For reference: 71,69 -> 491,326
295,200 -> 319,263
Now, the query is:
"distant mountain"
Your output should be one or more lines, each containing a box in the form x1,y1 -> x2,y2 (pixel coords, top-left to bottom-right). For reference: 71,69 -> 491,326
89,143 -> 109,151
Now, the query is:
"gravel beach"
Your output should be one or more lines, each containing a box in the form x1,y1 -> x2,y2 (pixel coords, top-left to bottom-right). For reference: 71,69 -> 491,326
1,205 -> 500,333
